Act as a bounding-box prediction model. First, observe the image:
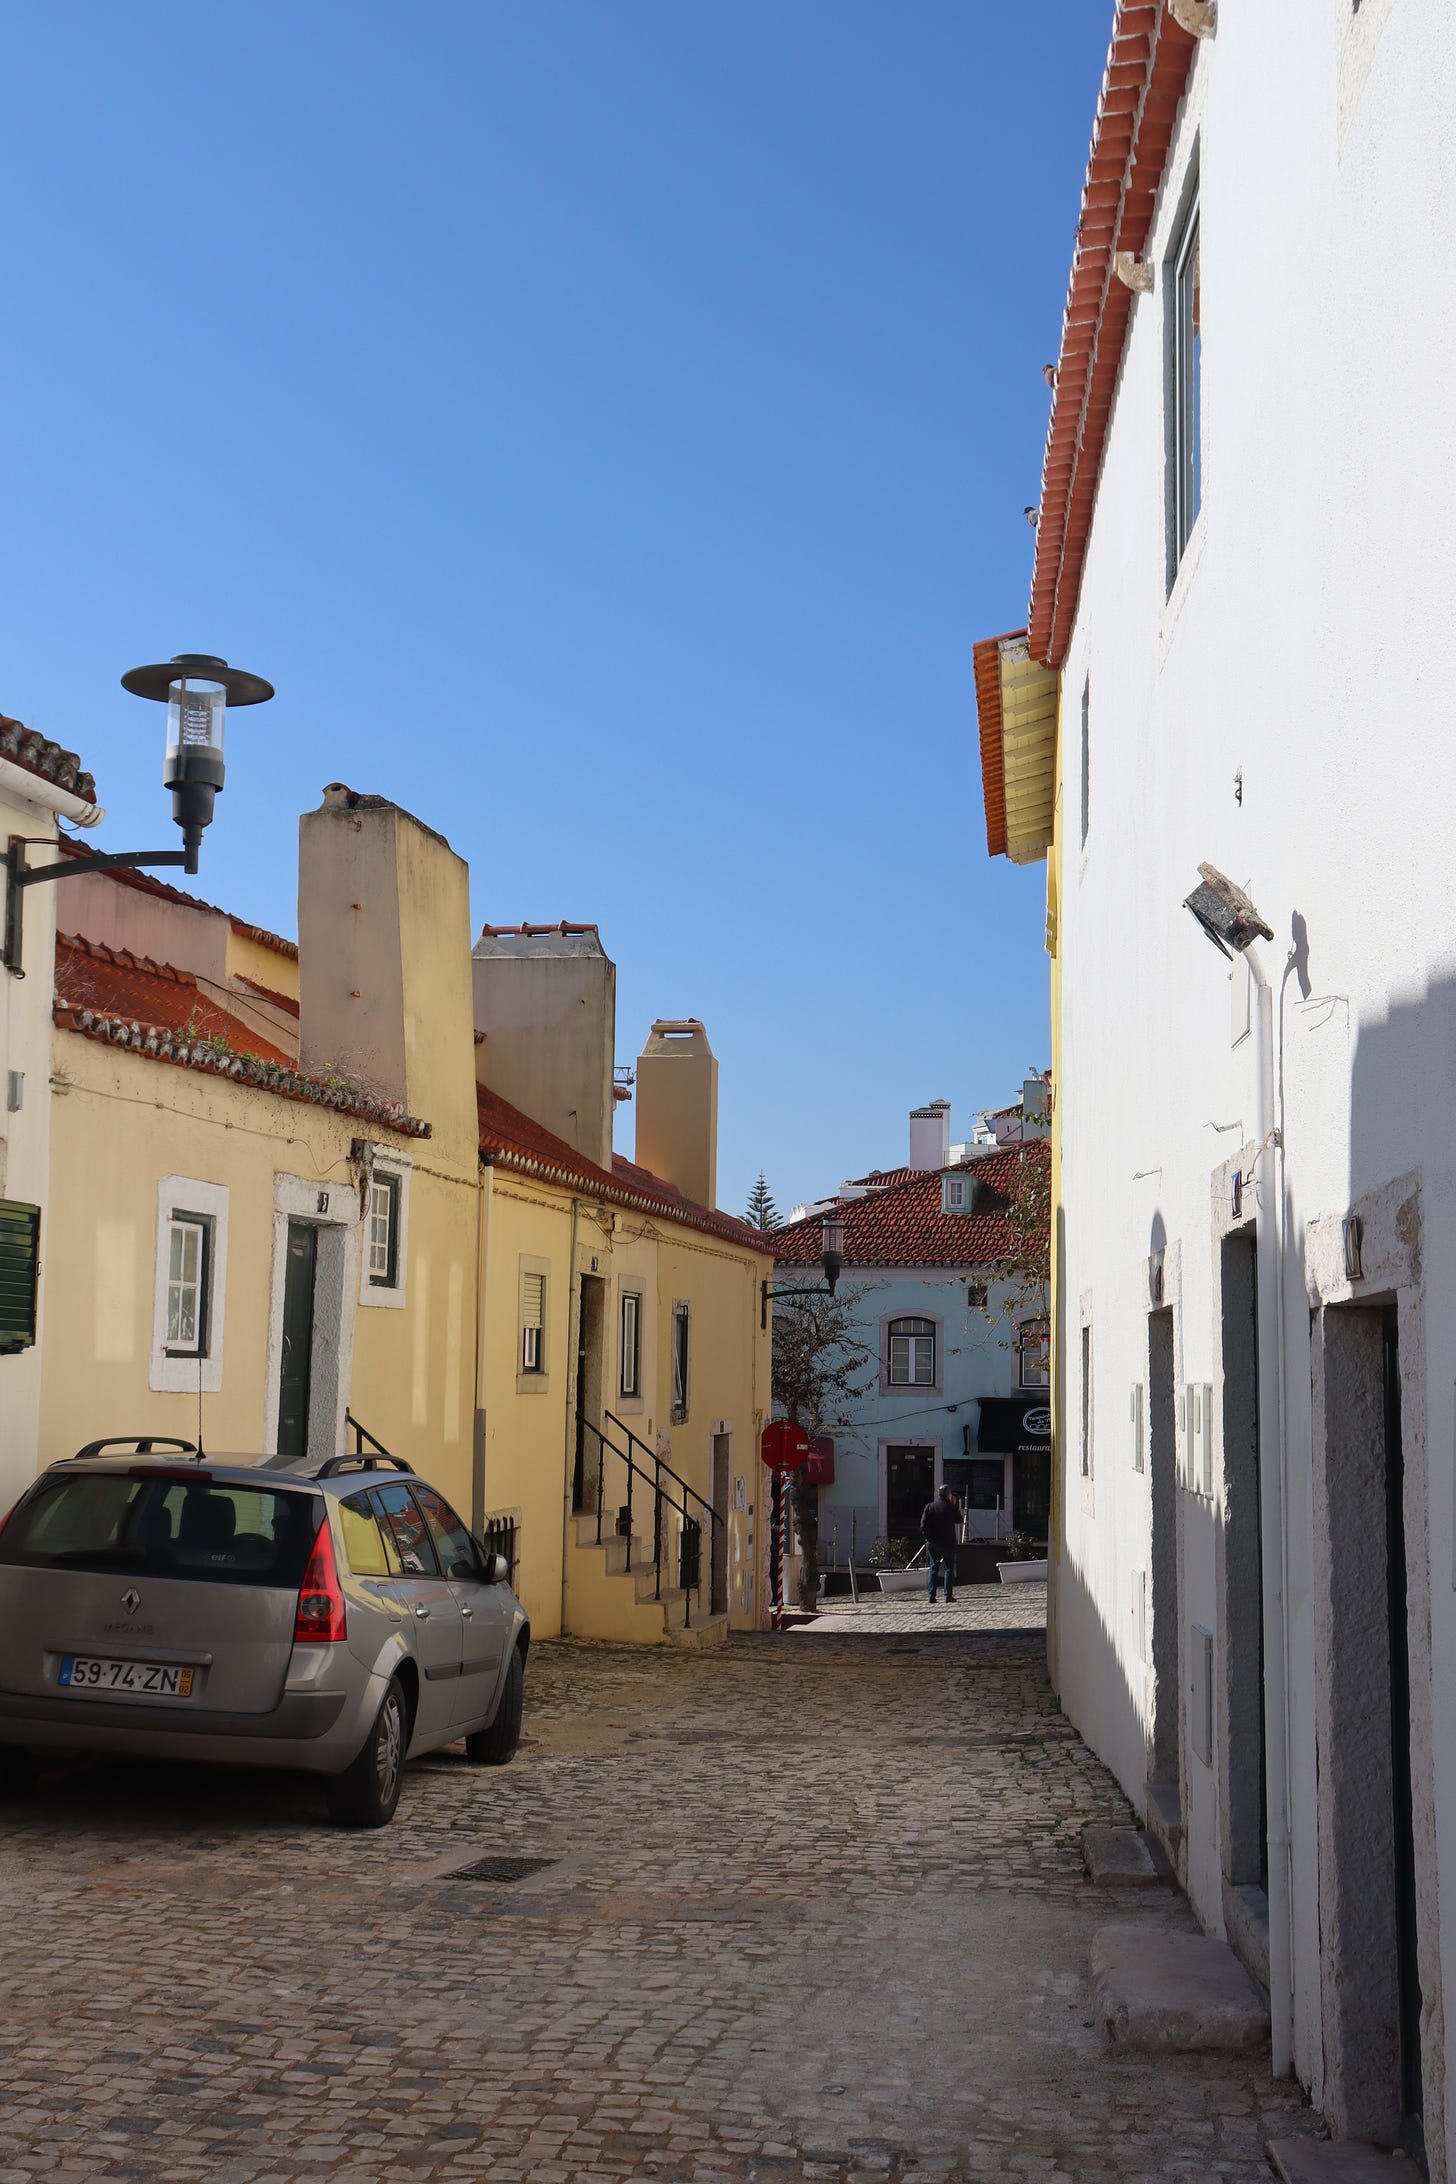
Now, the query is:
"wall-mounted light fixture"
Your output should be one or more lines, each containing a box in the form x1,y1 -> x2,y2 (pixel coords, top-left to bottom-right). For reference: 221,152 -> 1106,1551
761,1212 -> 845,1331
4,653 -> 272,975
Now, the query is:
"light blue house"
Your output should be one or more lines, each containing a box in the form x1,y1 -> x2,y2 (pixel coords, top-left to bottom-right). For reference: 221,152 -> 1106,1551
772,1102 -> 1051,1559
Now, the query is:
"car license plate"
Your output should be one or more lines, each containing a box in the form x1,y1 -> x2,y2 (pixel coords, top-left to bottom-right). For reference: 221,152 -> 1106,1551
59,1656 -> 195,1699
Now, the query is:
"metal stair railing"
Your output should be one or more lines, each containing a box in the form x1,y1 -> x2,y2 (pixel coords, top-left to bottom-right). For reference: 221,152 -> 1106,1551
576,1410 -> 722,1628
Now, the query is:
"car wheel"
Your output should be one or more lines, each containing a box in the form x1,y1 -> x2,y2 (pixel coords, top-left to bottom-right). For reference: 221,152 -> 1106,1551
326,1675 -> 407,1829
465,1645 -> 524,1766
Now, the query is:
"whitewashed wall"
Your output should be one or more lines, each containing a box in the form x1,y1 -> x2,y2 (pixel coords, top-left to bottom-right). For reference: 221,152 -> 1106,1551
1053,0 -> 1456,2161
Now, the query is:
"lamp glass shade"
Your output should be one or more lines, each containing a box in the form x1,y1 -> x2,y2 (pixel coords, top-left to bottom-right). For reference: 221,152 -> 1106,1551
821,1214 -> 845,1259
166,675 -> 226,764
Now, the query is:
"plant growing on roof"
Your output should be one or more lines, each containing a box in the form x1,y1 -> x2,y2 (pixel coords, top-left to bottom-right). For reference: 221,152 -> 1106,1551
770,1287 -> 875,1612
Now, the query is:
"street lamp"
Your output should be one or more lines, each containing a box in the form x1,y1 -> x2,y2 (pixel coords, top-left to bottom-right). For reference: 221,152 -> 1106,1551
760,1212 -> 846,1331
4,653 -> 273,974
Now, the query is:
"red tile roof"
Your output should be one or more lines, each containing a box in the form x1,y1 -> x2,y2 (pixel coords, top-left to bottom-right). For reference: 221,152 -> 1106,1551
232,973 -> 300,1017
53,934 -> 429,1138
0,715 -> 97,806
1029,4 -> 1198,666
477,1083 -> 774,1256
973,631 -> 1018,858
847,1166 -> 918,1191
772,1141 -> 1050,1270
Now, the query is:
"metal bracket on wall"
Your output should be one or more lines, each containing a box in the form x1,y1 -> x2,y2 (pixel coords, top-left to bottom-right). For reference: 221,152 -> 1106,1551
4,834 -> 193,976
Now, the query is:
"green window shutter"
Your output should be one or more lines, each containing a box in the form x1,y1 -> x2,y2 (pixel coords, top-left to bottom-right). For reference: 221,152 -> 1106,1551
0,1201 -> 41,1356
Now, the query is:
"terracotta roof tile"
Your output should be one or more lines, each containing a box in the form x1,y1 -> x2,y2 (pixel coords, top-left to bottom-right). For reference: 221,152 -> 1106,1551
53,933 -> 428,1138
772,1141 -> 1049,1270
1029,3 -> 1198,667
477,1083 -> 773,1256
479,920 -> 600,939
0,715 -> 97,805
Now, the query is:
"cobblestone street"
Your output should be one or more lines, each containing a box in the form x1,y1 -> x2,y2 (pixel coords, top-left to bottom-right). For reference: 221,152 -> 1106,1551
0,1590 -> 1318,2182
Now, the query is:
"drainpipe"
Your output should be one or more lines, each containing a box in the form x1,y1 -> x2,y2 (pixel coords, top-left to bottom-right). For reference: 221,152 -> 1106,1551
1246,940 -> 1294,2077
559,1196 -> 582,1638
472,1154 -> 493,1538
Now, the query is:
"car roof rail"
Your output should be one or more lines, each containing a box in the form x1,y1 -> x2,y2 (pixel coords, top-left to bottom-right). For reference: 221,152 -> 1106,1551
314,1452 -> 416,1478
69,1436 -> 202,1463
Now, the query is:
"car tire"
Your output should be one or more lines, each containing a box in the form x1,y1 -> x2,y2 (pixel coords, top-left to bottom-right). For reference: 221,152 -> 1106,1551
326,1675 -> 407,1829
465,1645 -> 524,1766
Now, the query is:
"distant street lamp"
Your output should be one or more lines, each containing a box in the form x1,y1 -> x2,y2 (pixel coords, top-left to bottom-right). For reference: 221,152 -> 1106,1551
4,653 -> 272,974
760,1212 -> 845,1332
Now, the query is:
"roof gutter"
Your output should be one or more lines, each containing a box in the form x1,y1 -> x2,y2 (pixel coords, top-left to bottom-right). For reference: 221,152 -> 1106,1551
0,753 -> 105,830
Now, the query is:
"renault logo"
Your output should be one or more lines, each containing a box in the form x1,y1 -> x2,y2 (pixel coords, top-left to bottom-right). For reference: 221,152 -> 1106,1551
121,1588 -> 142,1615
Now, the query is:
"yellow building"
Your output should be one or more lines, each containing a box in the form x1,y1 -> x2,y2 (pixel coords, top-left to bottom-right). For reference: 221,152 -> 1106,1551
34,786 -> 772,1643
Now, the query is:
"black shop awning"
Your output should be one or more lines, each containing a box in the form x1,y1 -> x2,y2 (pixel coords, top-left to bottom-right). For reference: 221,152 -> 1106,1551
975,1394 -> 1053,1456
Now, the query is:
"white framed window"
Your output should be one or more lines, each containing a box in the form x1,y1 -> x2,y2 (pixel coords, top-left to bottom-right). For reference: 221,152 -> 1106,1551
888,1316 -> 936,1387
1018,1320 -> 1051,1388
942,1175 -> 974,1214
357,1152 -> 411,1310
165,1214 -> 210,1357
1171,187 -> 1202,564
967,1281 -> 989,1309
521,1270 -> 546,1375
620,1289 -> 643,1401
1080,1323 -> 1093,1478
672,1301 -> 691,1421
150,1176 -> 229,1393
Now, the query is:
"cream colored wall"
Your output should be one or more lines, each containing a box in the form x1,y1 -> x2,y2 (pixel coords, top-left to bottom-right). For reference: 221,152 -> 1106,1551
476,1159 -> 773,1640
225,927 -> 299,1000
38,1034 -> 476,1502
476,1168 -> 576,1638
0,785 -> 59,1511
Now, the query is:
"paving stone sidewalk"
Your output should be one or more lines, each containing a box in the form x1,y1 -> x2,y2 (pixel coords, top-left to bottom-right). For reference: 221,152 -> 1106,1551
0,1591 -> 1318,2181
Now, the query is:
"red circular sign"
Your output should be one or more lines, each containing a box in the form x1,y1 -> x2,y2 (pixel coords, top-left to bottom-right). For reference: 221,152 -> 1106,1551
760,1420 -> 811,1474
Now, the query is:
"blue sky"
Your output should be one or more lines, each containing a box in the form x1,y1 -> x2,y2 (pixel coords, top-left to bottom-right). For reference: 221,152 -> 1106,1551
0,3 -> 1109,1216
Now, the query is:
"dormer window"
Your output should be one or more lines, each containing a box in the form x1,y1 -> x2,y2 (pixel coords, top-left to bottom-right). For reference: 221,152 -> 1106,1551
943,1174 -> 975,1214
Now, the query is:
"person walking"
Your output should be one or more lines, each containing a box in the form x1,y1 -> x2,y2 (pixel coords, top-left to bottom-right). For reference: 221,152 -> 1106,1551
921,1483 -> 960,1604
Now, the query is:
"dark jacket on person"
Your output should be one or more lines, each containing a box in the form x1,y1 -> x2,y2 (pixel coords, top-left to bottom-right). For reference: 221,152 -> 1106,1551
920,1495 -> 958,1551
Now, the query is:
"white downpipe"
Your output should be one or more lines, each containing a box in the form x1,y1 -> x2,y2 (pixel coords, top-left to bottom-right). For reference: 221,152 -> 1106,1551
1246,940 -> 1295,2077
0,754 -> 105,829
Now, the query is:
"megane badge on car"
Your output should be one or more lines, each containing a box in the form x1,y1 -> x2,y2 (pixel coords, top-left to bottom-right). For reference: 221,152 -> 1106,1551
121,1588 -> 142,1614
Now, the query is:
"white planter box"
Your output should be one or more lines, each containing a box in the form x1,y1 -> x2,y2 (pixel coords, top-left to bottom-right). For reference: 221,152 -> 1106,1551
876,1568 -> 929,1595
997,1558 -> 1048,1585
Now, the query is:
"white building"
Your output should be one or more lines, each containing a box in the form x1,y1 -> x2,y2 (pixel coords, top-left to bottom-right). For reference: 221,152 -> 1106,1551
0,715 -> 104,1504
978,2 -> 1456,2173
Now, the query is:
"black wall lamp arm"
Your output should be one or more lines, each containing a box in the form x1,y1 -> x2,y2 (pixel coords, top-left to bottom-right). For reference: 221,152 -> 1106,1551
4,836 -> 195,977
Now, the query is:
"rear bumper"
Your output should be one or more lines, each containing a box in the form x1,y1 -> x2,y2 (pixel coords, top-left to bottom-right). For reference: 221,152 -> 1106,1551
0,1685 -> 366,1773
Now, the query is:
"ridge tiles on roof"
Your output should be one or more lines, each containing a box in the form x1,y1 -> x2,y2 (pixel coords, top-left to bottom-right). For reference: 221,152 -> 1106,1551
773,1140 -> 1049,1269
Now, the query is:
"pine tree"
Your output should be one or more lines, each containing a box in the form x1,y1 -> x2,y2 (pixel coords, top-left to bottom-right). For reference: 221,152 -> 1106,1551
745,1171 -> 779,1232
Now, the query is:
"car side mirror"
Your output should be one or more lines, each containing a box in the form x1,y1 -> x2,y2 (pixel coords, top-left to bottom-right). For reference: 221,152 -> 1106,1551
486,1553 -> 511,1586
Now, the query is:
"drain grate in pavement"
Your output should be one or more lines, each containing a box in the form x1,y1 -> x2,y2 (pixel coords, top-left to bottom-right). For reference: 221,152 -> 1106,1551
449,1854 -> 558,1884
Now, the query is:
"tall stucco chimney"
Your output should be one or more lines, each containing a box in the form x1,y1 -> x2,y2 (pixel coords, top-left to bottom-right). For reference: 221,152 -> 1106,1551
297,784 -> 478,1167
471,922 -> 616,1172
909,1099 -> 952,1172
635,1019 -> 718,1209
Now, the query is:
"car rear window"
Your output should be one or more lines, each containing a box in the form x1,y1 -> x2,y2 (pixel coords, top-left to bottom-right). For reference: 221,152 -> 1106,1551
0,1473 -> 321,1588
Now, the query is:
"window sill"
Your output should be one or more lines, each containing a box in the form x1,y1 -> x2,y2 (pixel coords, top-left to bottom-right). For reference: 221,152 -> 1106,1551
617,1393 -> 645,1415
516,1373 -> 552,1397
360,1281 -> 407,1312
151,1353 -> 224,1395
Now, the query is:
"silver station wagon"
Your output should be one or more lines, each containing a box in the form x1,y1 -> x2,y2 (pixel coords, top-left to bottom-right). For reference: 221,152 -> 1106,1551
0,1441 -> 529,1827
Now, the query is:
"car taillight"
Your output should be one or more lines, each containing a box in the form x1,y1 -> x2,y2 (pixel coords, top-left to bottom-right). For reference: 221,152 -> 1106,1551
294,1518 -> 347,1644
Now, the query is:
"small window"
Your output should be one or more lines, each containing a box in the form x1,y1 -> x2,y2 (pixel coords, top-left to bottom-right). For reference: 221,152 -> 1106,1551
1172,192 -> 1202,562
967,1281 -> 989,1309
889,1316 -> 936,1387
672,1302 -> 691,1421
620,1291 -> 642,1399
1018,1321 -> 1051,1388
1080,1324 -> 1093,1478
164,1212 -> 212,1358
942,1175 -> 973,1214
0,1199 -> 41,1356
367,1173 -> 400,1288
521,1270 -> 545,1374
